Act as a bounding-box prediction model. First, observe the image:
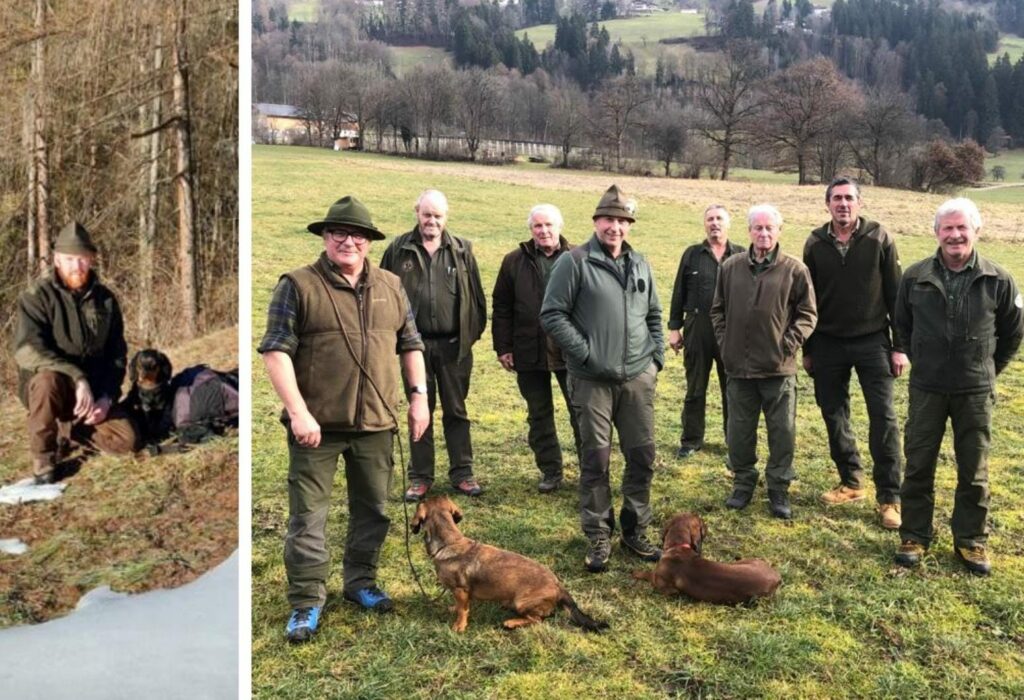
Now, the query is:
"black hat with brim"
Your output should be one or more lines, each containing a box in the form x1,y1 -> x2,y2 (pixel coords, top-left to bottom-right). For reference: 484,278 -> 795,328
307,196 -> 385,240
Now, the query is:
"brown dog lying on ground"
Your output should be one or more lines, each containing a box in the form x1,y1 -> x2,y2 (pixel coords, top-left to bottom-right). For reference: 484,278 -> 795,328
411,496 -> 609,633
632,512 -> 781,605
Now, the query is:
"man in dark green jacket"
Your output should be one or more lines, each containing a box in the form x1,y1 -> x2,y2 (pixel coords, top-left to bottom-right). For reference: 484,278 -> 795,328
668,204 -> 744,459
380,190 -> 487,501
260,196 -> 429,641
15,222 -> 137,484
541,184 -> 664,573
492,204 -> 581,493
893,198 -> 1023,576
803,178 -> 906,530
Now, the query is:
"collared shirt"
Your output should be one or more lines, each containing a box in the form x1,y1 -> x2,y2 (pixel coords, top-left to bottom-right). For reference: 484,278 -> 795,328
827,220 -> 860,260
749,245 -> 778,276
258,259 -> 421,356
935,249 -> 978,311
414,236 -> 460,336
535,248 -> 559,284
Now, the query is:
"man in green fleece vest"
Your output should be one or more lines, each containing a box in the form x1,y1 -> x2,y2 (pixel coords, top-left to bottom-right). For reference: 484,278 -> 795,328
15,222 -> 137,484
260,196 -> 429,643
803,177 -> 906,531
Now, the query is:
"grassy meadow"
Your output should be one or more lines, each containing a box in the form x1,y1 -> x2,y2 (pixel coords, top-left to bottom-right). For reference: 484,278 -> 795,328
252,145 -> 1024,698
990,35 -> 1024,65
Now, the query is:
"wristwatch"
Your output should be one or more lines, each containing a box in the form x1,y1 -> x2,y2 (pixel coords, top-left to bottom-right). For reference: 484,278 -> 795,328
410,384 -> 428,396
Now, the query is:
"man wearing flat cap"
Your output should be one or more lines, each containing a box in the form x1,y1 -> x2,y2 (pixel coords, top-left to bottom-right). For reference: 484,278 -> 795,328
541,184 -> 665,573
15,221 -> 137,485
259,196 -> 429,642
380,189 -> 487,501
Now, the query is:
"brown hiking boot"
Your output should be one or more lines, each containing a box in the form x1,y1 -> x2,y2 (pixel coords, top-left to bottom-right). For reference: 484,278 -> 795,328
820,484 -> 866,506
31,454 -> 56,485
878,503 -> 902,530
894,540 -> 926,567
955,545 -> 991,576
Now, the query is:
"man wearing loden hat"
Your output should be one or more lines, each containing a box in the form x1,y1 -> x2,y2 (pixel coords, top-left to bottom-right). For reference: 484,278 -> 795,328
15,221 -> 138,485
380,189 -> 487,502
259,196 -> 430,642
541,184 -> 665,573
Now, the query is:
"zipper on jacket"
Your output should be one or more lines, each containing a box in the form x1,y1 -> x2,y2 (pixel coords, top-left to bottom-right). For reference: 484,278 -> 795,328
354,287 -> 369,429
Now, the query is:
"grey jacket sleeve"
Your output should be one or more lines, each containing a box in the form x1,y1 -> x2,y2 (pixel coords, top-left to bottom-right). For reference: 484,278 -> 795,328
540,253 -> 589,366
994,274 -> 1024,375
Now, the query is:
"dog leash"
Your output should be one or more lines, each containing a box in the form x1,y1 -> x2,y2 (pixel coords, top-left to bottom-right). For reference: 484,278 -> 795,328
395,430 -> 449,604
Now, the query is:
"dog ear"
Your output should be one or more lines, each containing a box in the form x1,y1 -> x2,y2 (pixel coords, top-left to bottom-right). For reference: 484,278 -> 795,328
128,351 -> 142,385
451,502 -> 463,524
157,351 -> 173,383
410,502 -> 427,534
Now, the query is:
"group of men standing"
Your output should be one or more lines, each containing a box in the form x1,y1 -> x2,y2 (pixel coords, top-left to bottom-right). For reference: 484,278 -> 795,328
262,181 -> 1022,644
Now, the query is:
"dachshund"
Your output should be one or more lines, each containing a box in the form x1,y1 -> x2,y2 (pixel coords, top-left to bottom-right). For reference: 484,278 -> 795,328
632,512 -> 781,605
411,496 -> 609,633
124,348 -> 174,445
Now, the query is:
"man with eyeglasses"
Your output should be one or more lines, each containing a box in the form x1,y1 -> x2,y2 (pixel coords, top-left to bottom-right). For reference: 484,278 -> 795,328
380,189 -> 487,501
260,196 -> 430,642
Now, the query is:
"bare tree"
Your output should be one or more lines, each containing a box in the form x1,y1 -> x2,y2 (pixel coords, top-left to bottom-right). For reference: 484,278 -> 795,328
755,58 -> 857,184
398,64 -> 454,156
646,102 -> 688,176
549,83 -> 588,168
454,68 -> 500,160
844,86 -> 923,187
25,0 -> 49,274
173,0 -> 198,338
692,42 -> 766,180
590,75 -> 650,171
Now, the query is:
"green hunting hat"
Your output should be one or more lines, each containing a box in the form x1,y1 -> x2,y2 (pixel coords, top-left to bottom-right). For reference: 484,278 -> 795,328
54,221 -> 98,255
307,196 -> 385,240
593,184 -> 637,223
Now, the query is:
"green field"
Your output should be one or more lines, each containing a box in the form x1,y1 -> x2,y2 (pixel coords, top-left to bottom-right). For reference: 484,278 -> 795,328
252,146 -> 1024,699
390,45 -> 453,77
286,0 -> 317,23
989,34 -> 1024,65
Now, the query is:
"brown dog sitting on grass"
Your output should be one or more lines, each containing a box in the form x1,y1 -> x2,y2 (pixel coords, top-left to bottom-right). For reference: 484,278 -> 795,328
411,496 -> 609,633
632,512 -> 781,605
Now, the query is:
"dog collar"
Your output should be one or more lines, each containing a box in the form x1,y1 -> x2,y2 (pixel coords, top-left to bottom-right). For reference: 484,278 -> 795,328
665,543 -> 692,552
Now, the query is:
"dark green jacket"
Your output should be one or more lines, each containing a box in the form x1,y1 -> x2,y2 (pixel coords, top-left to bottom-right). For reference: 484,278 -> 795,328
15,270 -> 127,405
895,251 -> 1023,394
540,234 -> 664,382
492,237 -> 572,372
283,255 -> 424,431
668,239 -> 745,329
380,227 -> 486,362
803,217 -> 903,351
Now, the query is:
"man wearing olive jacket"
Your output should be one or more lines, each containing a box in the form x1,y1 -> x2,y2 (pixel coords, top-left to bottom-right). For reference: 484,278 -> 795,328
541,184 -> 664,573
711,204 -> 817,519
15,222 -> 137,484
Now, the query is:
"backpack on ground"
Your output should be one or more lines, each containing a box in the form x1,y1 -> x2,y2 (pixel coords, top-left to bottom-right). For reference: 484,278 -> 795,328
170,365 -> 240,444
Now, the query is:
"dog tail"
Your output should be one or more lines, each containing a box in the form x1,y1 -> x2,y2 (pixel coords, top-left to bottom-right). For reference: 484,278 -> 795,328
559,591 -> 609,633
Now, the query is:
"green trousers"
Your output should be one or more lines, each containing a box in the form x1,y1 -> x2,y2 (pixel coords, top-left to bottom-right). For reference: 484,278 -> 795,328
726,375 -> 797,494
900,387 -> 993,549
569,363 -> 657,539
283,428 -> 393,608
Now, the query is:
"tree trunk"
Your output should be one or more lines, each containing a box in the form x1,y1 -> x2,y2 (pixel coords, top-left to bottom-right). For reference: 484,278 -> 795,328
174,0 -> 198,337
139,27 -> 163,343
30,0 -> 49,273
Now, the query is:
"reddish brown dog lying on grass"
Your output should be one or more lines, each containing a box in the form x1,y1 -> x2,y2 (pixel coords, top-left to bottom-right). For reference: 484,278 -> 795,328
632,512 -> 781,605
411,496 -> 609,633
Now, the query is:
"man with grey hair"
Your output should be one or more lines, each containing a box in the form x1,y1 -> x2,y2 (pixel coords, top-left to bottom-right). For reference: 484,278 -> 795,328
710,204 -> 817,518
493,204 -> 581,492
381,189 -> 487,501
668,204 -> 744,460
893,197 -> 1022,575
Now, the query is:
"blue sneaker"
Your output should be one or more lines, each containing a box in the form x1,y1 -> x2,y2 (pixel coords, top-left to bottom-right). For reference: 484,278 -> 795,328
285,606 -> 320,643
343,585 -> 394,613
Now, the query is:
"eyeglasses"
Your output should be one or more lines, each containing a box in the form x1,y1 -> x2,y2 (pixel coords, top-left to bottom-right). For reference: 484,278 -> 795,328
325,229 -> 369,244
